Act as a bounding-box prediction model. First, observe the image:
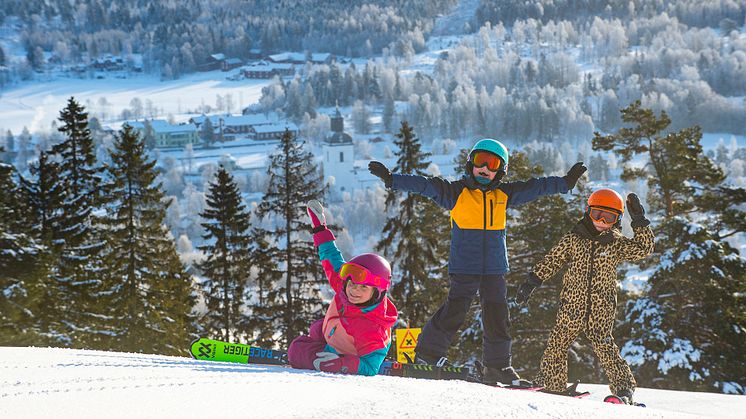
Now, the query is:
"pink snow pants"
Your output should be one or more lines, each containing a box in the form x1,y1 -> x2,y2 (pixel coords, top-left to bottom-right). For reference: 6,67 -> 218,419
288,319 -> 327,370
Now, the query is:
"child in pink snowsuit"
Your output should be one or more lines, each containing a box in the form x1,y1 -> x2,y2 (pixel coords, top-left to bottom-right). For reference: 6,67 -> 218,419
287,200 -> 398,376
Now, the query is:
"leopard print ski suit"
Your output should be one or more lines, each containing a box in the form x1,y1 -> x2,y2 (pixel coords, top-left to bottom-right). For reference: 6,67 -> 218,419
531,219 -> 654,394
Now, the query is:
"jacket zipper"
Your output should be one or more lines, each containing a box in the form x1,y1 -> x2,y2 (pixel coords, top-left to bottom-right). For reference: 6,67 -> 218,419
482,190 -> 487,274
585,243 -> 596,326
490,199 -> 494,226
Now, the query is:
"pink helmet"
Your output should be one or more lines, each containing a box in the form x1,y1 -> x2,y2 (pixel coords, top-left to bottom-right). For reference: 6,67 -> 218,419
340,253 -> 392,292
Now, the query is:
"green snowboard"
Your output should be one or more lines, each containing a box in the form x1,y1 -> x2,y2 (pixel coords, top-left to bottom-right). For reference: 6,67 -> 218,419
189,338 -> 288,365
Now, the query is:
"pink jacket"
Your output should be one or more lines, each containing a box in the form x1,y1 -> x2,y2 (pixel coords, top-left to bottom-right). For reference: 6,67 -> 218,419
321,258 -> 398,356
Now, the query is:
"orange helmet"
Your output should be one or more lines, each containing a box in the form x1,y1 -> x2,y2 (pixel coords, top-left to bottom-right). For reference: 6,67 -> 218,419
587,188 -> 624,213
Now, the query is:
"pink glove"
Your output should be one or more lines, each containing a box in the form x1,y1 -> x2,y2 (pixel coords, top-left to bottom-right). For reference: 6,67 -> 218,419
307,200 -> 334,246
313,351 -> 360,375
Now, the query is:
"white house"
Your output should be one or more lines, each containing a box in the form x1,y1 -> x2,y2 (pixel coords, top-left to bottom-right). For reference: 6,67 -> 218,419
189,114 -> 275,134
126,120 -> 198,148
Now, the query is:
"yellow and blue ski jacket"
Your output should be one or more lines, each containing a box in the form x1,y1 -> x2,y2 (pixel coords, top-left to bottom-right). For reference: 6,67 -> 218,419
391,174 -> 570,275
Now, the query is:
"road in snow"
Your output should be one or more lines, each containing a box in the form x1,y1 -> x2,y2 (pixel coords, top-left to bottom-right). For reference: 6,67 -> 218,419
1,347 -> 742,419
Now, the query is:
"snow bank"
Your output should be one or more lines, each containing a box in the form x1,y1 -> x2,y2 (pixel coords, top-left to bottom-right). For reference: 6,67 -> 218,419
1,347 -> 743,418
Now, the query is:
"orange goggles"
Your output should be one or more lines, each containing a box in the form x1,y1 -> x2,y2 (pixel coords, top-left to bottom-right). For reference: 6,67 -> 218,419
589,207 -> 621,224
338,262 -> 384,289
471,151 -> 502,172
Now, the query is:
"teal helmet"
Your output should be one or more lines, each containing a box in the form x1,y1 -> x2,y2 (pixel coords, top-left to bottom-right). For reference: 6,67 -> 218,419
467,138 -> 509,180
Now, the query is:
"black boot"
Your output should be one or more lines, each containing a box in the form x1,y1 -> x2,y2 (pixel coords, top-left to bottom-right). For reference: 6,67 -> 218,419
615,389 -> 634,404
482,366 -> 533,387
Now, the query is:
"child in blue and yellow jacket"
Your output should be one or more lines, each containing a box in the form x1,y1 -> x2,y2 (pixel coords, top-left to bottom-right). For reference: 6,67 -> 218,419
368,138 -> 586,386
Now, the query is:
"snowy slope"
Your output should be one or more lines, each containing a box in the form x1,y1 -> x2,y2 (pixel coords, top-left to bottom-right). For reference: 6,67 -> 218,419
1,347 -> 742,419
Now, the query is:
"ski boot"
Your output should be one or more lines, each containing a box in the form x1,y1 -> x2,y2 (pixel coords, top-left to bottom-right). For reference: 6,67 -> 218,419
413,353 -> 451,367
481,365 -> 535,388
540,380 -> 591,398
604,389 -> 646,407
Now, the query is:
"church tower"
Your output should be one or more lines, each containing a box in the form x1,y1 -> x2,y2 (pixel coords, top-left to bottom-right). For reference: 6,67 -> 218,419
322,105 -> 355,192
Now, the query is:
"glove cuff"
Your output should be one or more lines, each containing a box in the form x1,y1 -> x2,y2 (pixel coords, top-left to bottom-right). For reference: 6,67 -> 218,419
527,273 -> 543,288
319,355 -> 359,375
313,228 -> 336,246
630,217 -> 650,228
384,174 -> 393,189
563,175 -> 577,190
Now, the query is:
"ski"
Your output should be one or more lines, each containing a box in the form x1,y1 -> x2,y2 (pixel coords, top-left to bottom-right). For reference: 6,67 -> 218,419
379,360 -> 476,381
189,338 -> 288,365
603,395 -> 646,407
378,361 -> 542,390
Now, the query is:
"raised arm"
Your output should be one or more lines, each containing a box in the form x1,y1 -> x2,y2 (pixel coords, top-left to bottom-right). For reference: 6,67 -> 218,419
307,200 -> 345,292
617,194 -> 655,261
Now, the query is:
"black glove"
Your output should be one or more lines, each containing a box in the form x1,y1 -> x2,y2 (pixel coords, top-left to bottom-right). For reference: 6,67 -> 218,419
626,193 -> 650,227
368,161 -> 392,188
515,274 -> 542,307
564,162 -> 587,189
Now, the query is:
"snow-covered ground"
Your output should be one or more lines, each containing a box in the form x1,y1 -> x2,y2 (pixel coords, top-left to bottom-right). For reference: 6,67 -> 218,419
0,70 -> 267,134
1,347 -> 742,419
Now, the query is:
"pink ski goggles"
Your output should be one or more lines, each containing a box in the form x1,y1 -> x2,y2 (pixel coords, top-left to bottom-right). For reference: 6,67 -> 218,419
339,262 -> 389,291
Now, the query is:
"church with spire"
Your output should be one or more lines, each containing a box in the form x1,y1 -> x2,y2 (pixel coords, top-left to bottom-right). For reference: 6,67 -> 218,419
321,105 -> 356,192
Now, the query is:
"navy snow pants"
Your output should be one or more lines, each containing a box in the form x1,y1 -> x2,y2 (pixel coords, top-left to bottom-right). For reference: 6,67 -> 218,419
415,274 -> 512,368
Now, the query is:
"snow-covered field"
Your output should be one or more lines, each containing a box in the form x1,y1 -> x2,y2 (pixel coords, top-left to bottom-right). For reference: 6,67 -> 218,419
0,71 -> 268,134
0,347 -> 742,419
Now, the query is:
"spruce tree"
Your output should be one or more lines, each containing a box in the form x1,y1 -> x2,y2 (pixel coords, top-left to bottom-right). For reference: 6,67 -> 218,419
594,101 -> 746,393
198,166 -> 253,342
383,95 -> 395,133
376,121 -> 449,328
200,118 -> 215,148
51,97 -> 105,347
246,228 -> 283,347
593,101 -> 724,218
17,150 -> 67,343
100,124 -> 195,354
0,157 -> 43,344
20,151 -> 66,246
253,129 -> 326,346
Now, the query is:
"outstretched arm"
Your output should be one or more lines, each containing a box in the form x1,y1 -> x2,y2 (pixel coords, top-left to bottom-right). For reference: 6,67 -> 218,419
369,160 -> 461,209
391,174 -> 462,209
504,162 -> 587,207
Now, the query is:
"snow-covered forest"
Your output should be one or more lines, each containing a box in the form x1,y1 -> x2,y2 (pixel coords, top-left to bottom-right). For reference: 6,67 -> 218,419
259,4 -> 746,143
1,0 -> 745,400
0,0 -> 454,80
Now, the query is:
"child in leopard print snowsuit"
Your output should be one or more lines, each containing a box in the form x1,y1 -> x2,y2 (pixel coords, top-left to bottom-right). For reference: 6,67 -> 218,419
514,189 -> 654,402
